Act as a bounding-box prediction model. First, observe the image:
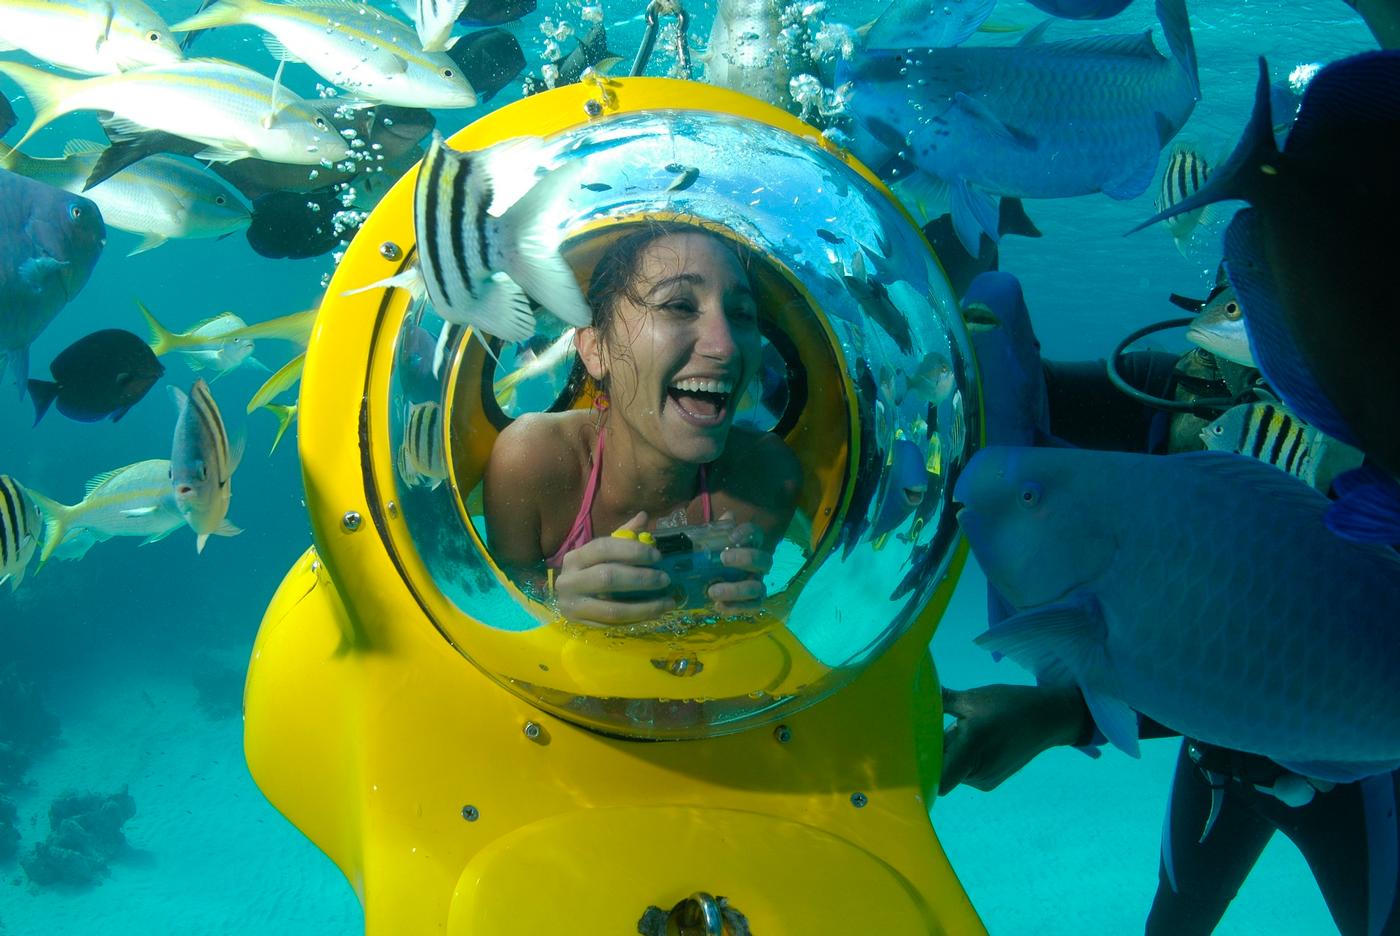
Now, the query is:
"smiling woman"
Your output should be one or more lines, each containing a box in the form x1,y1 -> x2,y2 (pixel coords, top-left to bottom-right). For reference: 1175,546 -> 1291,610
483,222 -> 803,624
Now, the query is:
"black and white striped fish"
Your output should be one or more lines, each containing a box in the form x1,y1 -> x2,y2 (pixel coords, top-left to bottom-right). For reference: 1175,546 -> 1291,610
170,379 -> 242,553
413,132 -> 593,344
412,0 -> 468,51
398,400 -> 448,490
1201,401 -> 1361,491
1154,145 -> 1216,255
0,475 -> 43,591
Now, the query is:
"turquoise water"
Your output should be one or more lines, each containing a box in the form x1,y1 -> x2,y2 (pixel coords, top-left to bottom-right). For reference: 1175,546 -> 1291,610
0,0 -> 1379,931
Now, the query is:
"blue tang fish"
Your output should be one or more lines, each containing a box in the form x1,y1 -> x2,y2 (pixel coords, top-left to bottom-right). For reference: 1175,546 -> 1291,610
956,446 -> 1400,782
844,0 -> 1199,254
962,272 -> 1051,447
0,168 -> 106,396
1131,52 -> 1400,542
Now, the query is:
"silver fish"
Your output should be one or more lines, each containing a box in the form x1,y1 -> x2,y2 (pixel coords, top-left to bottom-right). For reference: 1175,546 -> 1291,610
170,380 -> 241,553
1185,281 -> 1254,367
0,0 -> 184,75
141,305 -> 265,378
0,476 -> 43,591
398,401 -> 447,489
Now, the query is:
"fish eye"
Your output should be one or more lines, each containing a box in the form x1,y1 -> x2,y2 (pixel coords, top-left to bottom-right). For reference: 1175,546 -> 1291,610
215,195 -> 226,205
1018,483 -> 1042,508
315,117 -> 330,130
441,67 -> 455,79
147,30 -> 162,42
1224,301 -> 1241,320
69,204 -> 83,220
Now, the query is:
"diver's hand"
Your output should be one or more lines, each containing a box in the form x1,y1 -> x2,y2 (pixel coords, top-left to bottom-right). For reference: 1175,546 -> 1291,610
555,511 -> 677,625
707,514 -> 772,612
939,684 -> 1092,796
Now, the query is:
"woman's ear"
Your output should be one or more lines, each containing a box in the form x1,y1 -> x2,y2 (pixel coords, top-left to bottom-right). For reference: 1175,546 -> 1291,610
575,326 -> 608,381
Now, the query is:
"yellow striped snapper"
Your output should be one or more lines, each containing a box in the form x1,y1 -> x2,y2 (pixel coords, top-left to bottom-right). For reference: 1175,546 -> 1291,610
0,0 -> 183,75
247,352 -> 305,413
171,0 -> 478,109
171,380 -> 242,553
0,59 -> 349,166
0,475 -> 43,591
410,133 -> 592,343
1154,145 -> 1222,257
1201,401 -> 1362,492
219,307 -> 317,347
397,401 -> 447,489
140,303 -> 266,378
2,141 -> 249,256
257,402 -> 298,454
26,460 -> 230,567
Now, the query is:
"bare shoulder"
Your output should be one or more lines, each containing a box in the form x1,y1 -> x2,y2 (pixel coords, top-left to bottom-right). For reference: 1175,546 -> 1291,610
487,410 -> 594,492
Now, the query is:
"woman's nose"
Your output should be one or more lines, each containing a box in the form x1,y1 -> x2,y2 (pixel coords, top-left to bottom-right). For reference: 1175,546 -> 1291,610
695,305 -> 739,358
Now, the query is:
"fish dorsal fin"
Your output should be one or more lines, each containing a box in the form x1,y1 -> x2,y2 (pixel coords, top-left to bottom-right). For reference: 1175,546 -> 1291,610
63,139 -> 105,157
1017,19 -> 1052,45
100,116 -> 155,143
84,467 -> 126,498
261,35 -> 304,64
284,0 -> 383,12
1051,30 -> 1162,61
263,58 -> 287,130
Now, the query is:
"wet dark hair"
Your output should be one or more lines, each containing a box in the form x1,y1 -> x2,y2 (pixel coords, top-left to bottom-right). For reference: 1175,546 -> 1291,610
562,221 -> 760,403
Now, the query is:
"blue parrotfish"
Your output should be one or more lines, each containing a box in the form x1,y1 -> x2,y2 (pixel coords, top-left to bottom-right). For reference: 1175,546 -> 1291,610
956,446 -> 1400,783
1130,51 -> 1400,542
870,438 -> 930,539
843,0 -> 1200,254
1025,0 -> 1135,20
961,272 -> 1051,448
0,168 -> 106,397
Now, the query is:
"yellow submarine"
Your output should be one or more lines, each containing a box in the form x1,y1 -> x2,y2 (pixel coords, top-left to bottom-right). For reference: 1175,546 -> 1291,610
246,74 -> 988,934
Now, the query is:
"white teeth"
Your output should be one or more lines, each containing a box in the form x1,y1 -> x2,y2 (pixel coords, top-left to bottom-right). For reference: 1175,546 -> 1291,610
670,377 -> 733,394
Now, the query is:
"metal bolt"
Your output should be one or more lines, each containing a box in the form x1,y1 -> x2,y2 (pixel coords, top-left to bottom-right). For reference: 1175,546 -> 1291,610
341,511 -> 362,533
523,721 -> 541,741
583,98 -> 603,118
461,805 -> 479,822
850,792 -> 868,808
773,724 -> 792,744
379,241 -> 401,261
386,500 -> 399,519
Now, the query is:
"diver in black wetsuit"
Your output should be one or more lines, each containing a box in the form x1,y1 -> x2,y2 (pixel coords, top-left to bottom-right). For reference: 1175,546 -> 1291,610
941,281 -> 1400,936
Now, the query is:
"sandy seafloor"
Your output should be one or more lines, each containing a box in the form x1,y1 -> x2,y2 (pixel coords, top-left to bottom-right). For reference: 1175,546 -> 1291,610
0,0 -> 1380,931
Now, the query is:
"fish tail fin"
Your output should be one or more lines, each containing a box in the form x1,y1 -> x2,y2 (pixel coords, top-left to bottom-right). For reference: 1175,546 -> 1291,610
196,532 -> 209,554
170,0 -> 262,32
27,380 -> 59,426
0,64 -> 83,157
27,491 -> 74,569
1126,57 -> 1276,236
1155,0 -> 1199,101
497,165 -> 593,328
136,299 -> 182,357
261,403 -> 296,454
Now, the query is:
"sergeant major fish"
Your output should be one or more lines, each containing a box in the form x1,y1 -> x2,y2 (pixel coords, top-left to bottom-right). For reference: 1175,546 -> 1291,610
957,446 -> 1400,782
1201,401 -> 1362,493
171,380 -> 242,553
398,401 -> 448,490
0,0 -> 184,75
1153,144 -> 1221,257
844,0 -> 1200,254
0,59 -> 349,166
405,133 -> 593,343
0,476 -> 44,592
170,0 -> 478,109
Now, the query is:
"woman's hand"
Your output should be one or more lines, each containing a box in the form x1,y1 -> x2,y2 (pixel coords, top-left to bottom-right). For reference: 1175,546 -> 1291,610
706,513 -> 773,612
939,684 -> 1093,795
555,511 -> 677,625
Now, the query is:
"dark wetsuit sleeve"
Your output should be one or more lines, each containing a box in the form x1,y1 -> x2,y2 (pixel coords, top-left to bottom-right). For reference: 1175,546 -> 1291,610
1042,352 -> 1180,453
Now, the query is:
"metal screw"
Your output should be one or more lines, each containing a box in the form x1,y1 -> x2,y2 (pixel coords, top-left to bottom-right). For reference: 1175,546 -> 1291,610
523,721 -> 541,740
379,241 -> 401,261
773,724 -> 792,744
850,792 -> 868,808
583,98 -> 603,118
341,511 -> 362,533
461,805 -> 479,822
386,500 -> 399,519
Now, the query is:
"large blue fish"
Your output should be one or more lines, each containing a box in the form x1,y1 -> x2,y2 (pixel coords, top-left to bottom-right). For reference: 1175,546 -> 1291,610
956,446 -> 1400,782
962,272 -> 1051,447
844,0 -> 1199,253
1131,52 -> 1400,542
0,168 -> 105,396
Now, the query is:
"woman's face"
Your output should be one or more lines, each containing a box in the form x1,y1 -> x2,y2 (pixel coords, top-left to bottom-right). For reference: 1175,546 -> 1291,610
597,231 -> 761,463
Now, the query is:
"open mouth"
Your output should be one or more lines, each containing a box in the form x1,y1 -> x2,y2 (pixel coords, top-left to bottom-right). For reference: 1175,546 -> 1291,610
961,302 -> 1001,332
666,376 -> 734,427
